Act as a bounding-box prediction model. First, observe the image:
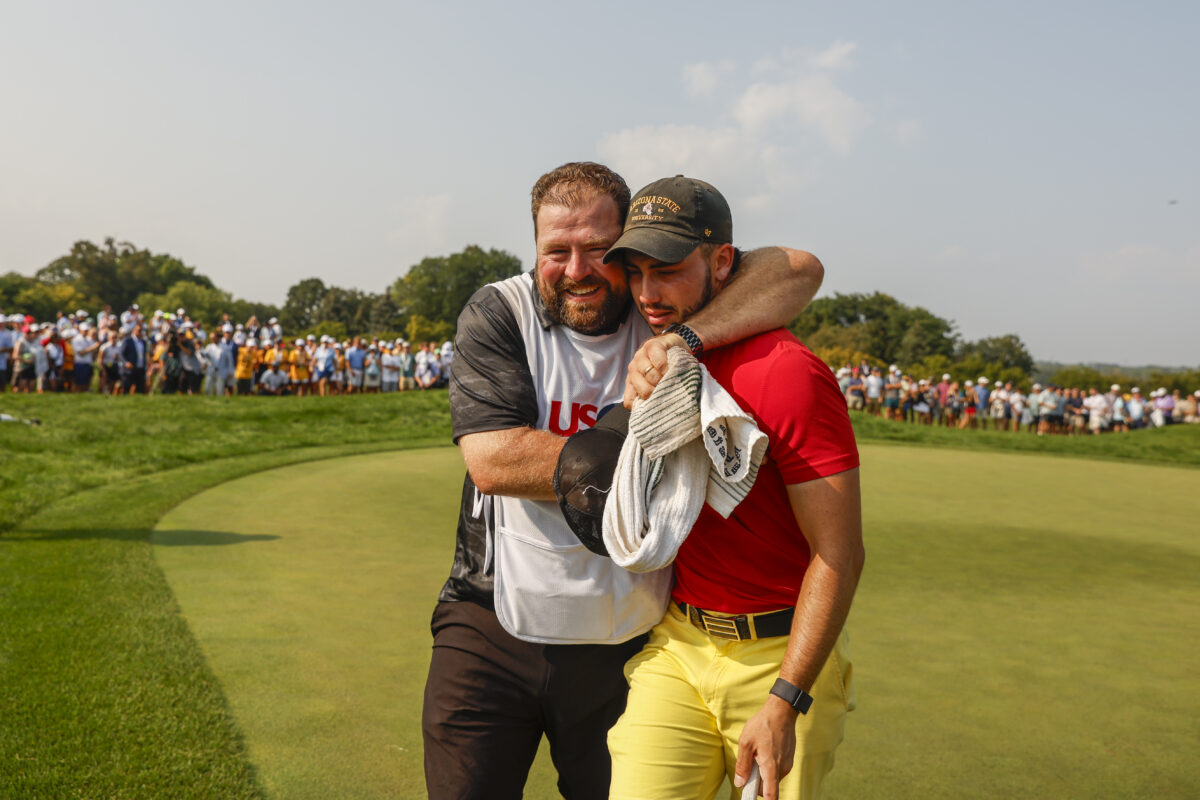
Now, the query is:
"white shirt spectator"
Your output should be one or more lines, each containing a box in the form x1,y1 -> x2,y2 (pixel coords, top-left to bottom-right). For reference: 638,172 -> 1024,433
260,368 -> 289,393
72,333 -> 94,365
381,352 -> 400,383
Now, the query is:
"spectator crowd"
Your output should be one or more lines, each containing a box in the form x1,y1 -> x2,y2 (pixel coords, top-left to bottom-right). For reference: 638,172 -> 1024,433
1,305 -> 452,396
836,363 -> 1200,433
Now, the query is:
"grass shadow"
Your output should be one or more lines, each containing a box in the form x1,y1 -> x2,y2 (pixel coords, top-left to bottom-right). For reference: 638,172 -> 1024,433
3,528 -> 280,545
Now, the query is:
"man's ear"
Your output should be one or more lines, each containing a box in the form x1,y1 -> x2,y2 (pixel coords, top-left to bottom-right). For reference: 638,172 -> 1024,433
711,243 -> 736,285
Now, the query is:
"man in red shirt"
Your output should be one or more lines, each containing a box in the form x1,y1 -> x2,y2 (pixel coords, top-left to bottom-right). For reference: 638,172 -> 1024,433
604,176 -> 864,800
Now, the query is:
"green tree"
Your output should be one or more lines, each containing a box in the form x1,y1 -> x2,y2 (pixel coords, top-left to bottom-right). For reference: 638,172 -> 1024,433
790,292 -> 956,366
0,272 -> 36,312
281,278 -> 329,333
405,314 -> 455,347
391,245 -> 522,328
37,238 -> 213,310
136,282 -> 235,328
13,281 -> 93,323
1050,365 -> 1113,391
956,334 -> 1035,374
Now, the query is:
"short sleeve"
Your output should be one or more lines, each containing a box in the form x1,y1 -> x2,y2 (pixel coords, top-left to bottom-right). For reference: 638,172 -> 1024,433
448,285 -> 539,443
753,344 -> 859,485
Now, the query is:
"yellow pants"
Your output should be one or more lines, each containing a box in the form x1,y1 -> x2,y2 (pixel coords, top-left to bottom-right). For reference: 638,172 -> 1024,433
608,604 -> 854,800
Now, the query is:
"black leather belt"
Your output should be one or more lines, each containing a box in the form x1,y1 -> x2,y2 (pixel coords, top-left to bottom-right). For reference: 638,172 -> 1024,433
676,601 -> 793,641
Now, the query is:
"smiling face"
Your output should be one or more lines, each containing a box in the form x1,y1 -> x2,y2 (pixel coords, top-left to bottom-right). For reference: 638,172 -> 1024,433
534,195 -> 630,335
623,243 -> 735,334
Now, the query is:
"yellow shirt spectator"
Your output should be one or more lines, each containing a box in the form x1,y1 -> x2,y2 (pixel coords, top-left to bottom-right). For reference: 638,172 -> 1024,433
289,347 -> 309,381
235,347 -> 258,380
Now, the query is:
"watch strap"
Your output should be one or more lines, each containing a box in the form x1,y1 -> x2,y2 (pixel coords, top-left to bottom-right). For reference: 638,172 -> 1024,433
769,678 -> 813,715
664,323 -> 704,359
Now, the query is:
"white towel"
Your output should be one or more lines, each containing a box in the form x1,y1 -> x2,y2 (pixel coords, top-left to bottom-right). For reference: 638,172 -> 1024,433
603,346 -> 768,572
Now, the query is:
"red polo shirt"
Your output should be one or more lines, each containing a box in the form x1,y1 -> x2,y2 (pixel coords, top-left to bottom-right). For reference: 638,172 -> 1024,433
671,329 -> 859,614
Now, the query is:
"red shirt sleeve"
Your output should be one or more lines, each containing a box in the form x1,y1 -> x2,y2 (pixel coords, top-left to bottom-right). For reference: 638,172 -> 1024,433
738,338 -> 859,484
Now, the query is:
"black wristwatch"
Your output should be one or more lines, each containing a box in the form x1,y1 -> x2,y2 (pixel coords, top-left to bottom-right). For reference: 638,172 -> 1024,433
769,678 -> 814,715
663,323 -> 704,359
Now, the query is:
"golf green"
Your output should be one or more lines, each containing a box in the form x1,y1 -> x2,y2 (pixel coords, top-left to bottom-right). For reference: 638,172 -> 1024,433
153,445 -> 1200,799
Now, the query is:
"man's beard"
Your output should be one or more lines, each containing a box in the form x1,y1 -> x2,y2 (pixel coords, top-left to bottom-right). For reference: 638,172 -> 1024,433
537,273 -> 631,335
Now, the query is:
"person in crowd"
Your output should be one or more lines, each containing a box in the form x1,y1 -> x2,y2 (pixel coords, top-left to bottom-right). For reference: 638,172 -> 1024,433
1065,387 -> 1086,435
234,338 -> 258,395
1182,390 -> 1199,423
1169,389 -> 1184,424
882,367 -> 901,420
1109,384 -> 1128,433
846,368 -> 865,411
381,342 -> 400,393
330,342 -> 346,395
0,315 -> 14,392
72,325 -> 98,392
988,381 -> 1007,430
258,363 -> 290,396
120,323 -> 148,394
161,330 -> 184,395
960,380 -> 977,429
99,330 -> 120,395
864,367 -> 883,416
974,377 -> 990,430
288,338 -> 310,397
345,337 -> 365,394
1008,383 -> 1026,432
361,344 -> 380,393
312,336 -> 335,396
13,325 -> 43,393
398,340 -> 415,391
1083,387 -> 1108,435
178,322 -> 202,394
836,366 -> 851,397
1126,387 -> 1145,429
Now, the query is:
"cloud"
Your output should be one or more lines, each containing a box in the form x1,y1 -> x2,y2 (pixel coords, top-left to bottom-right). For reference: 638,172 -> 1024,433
682,60 -> 734,98
597,124 -> 756,189
808,40 -> 857,71
733,74 -> 870,155
600,42 -> 871,219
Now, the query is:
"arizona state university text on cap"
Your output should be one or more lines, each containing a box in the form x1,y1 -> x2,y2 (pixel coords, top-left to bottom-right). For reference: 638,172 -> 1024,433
603,175 -> 732,265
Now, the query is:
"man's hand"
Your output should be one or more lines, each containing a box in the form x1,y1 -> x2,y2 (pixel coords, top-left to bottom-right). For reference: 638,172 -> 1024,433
622,332 -> 686,408
734,696 -> 798,799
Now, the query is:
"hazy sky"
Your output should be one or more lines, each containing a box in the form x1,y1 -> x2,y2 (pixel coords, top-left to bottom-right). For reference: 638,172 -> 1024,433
2,1 -> 1196,365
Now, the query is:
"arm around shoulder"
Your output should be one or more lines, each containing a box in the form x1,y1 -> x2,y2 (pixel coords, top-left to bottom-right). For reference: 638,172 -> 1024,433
686,246 -> 824,350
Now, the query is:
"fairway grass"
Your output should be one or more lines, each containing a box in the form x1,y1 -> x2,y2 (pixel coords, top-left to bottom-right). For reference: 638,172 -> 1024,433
150,445 -> 1199,799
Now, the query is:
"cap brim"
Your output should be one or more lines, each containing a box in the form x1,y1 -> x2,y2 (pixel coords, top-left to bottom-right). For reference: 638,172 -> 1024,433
603,227 -> 699,265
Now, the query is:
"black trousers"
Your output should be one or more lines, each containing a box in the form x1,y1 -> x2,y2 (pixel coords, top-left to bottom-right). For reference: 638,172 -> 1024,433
422,600 -> 646,800
122,368 -> 146,393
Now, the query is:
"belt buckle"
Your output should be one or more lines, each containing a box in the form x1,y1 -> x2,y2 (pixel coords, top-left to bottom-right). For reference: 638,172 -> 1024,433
700,613 -> 742,641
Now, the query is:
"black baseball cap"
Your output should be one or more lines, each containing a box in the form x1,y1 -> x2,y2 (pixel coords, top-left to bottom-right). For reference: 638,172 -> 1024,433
552,404 -> 630,557
603,175 -> 732,265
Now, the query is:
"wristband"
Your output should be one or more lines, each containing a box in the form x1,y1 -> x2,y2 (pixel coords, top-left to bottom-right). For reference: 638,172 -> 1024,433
769,678 -> 813,715
663,323 -> 703,359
